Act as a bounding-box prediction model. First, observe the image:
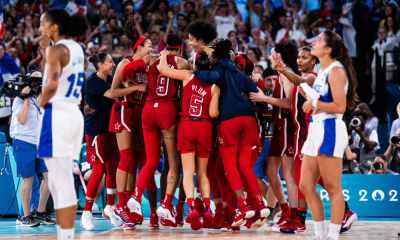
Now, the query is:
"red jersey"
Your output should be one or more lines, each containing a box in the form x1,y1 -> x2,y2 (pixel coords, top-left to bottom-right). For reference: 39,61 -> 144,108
125,58 -> 149,105
146,55 -> 181,103
181,75 -> 214,119
271,67 -> 293,123
291,72 -> 317,124
253,78 -> 266,144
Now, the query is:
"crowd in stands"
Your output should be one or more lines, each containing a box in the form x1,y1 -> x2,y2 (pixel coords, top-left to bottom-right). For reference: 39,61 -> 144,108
1,0 -> 400,180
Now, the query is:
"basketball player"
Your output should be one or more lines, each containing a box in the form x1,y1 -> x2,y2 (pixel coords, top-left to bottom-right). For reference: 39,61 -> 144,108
38,8 -> 88,240
301,32 -> 357,240
126,34 -> 189,228
109,6 -> 157,229
249,40 -> 299,232
194,39 -> 270,228
275,46 -> 358,234
81,53 -> 123,230
159,50 -> 220,231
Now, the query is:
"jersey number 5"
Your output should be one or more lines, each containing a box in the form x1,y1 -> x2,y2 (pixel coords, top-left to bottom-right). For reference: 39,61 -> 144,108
66,72 -> 84,98
189,95 -> 203,117
156,75 -> 169,96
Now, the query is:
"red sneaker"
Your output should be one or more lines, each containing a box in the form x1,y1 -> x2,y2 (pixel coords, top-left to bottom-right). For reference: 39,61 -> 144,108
250,208 -> 266,229
222,215 -> 240,231
189,207 -> 202,231
113,206 -> 136,225
202,207 -> 213,228
149,213 -> 159,229
213,205 -> 222,223
212,210 -> 229,229
244,217 -> 253,229
195,197 -> 204,218
271,212 -> 291,232
280,217 -> 306,234
341,209 -> 358,233
174,205 -> 185,227
232,206 -> 255,227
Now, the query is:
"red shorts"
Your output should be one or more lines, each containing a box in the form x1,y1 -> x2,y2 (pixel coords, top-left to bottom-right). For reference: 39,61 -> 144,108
268,118 -> 295,157
178,118 -> 213,158
217,116 -> 261,147
85,133 -> 119,165
294,121 -> 309,163
108,102 -> 143,134
142,100 -> 178,131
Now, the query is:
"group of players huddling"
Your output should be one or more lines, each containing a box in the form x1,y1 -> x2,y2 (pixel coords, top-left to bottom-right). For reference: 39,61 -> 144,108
38,6 -> 358,240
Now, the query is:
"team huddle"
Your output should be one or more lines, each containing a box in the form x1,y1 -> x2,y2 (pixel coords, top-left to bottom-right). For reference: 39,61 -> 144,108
39,6 -> 358,240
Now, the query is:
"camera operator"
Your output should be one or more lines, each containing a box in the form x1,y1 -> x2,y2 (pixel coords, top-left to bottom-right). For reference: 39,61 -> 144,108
368,155 -> 397,175
383,128 -> 400,174
10,71 -> 55,227
349,111 -> 378,174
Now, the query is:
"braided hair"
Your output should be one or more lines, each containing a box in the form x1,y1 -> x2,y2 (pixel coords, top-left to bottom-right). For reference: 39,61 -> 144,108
124,6 -> 148,53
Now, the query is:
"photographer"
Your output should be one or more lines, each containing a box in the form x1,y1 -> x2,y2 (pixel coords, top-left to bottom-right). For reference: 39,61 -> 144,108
368,155 -> 397,175
383,128 -> 400,174
349,111 -> 378,174
10,72 -> 55,227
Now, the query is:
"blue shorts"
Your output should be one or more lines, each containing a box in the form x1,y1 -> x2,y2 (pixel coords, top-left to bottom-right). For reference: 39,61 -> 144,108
13,139 -> 47,178
253,138 -> 271,180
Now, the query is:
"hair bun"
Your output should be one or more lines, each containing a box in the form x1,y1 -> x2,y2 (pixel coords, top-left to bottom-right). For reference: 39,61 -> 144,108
88,55 -> 98,63
199,51 -> 208,58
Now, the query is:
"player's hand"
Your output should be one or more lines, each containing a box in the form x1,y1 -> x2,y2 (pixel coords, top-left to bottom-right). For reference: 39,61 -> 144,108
241,93 -> 249,101
22,86 -> 31,95
272,53 -> 285,72
135,83 -> 148,92
84,105 -> 95,115
39,33 -> 51,52
250,74 -> 261,83
160,49 -> 170,57
249,87 -> 267,102
168,11 -> 174,20
302,99 -> 313,114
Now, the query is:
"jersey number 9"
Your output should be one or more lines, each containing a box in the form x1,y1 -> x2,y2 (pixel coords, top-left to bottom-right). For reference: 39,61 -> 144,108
156,75 -> 169,96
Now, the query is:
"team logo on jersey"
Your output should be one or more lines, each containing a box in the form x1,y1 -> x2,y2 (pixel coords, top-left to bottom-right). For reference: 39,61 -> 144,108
218,136 -> 224,145
136,73 -> 148,83
114,123 -> 121,131
91,155 -> 97,163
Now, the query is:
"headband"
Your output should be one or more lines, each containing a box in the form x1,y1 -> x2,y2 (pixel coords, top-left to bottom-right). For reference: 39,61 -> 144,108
167,43 -> 183,49
132,36 -> 146,51
235,55 -> 246,68
195,54 -> 201,60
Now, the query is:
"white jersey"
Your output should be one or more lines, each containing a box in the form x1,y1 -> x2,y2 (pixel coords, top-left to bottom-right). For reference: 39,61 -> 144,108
43,39 -> 85,105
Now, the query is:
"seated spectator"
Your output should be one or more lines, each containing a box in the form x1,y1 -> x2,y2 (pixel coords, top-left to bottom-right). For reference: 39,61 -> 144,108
343,135 -> 361,174
384,128 -> 400,174
368,155 -> 398,175
247,47 -> 268,70
349,111 -> 378,174
275,15 -> 306,46
390,103 -> 400,137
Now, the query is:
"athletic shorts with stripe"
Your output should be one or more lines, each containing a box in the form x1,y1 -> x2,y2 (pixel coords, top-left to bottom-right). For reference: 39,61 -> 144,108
108,102 -> 143,134
85,133 -> 119,165
268,118 -> 295,157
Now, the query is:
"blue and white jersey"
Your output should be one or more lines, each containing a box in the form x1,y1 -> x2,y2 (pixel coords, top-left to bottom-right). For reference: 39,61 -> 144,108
312,61 -> 348,105
42,39 -> 85,105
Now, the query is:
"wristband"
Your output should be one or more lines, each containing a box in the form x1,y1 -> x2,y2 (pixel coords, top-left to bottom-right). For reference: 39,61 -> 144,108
312,99 -> 318,108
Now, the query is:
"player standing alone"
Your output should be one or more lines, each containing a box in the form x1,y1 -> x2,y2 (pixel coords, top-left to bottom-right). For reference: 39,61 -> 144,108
38,8 -> 88,240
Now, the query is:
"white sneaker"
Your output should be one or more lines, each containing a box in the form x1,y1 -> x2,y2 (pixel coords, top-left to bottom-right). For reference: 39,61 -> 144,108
80,211 -> 95,231
127,196 -> 144,222
92,203 -> 99,211
103,205 -> 123,227
156,205 -> 176,228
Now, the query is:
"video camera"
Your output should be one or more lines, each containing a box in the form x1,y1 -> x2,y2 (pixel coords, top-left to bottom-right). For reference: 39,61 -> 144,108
0,72 -> 42,99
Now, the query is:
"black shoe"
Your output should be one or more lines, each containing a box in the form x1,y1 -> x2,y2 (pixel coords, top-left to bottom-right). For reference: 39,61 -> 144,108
33,211 -> 56,225
21,215 -> 40,227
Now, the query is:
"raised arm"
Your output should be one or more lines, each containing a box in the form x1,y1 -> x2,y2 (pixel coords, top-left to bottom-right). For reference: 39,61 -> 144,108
164,12 -> 175,43
209,85 -> 220,118
159,50 -> 192,83
248,0 -> 254,15
134,13 -> 144,36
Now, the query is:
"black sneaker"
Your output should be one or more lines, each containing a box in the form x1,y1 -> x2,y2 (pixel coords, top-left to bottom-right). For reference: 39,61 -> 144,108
33,211 -> 56,225
21,215 -> 40,227
16,215 -> 23,224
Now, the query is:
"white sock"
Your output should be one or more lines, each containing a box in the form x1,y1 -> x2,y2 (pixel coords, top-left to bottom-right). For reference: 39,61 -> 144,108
328,223 -> 341,240
56,225 -> 60,240
59,227 -> 74,240
314,221 -> 327,239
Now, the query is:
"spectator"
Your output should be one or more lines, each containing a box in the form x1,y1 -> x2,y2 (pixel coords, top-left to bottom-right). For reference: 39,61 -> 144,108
355,102 -> 379,132
390,103 -> 400,137
349,111 -> 378,174
368,155 -> 397,175
247,47 -> 268,70
385,16 -> 400,47
384,129 -> 400,174
180,1 -> 195,16
247,0 -> 267,30
16,22 -> 26,40
275,15 -> 306,45
227,0 -> 242,22
3,29 -> 14,44
343,135 -> 361,174
173,14 -> 187,33
370,26 -> 395,103
171,1 -> 181,17
261,68 -> 277,96
8,47 -> 25,75
210,1 -> 241,39
187,11 -> 199,24
237,22 -> 250,43
254,65 -> 264,75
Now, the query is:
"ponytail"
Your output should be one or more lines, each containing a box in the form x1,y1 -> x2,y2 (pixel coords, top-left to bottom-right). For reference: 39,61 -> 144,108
44,8 -> 88,37
323,31 -> 358,109
88,53 -> 108,71
124,6 -> 147,53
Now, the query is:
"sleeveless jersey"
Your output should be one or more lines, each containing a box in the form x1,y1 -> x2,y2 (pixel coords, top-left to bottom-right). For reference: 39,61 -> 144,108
291,72 -> 317,124
313,61 -> 348,110
181,75 -> 214,119
43,39 -> 85,105
125,58 -> 149,105
271,67 -> 293,122
146,55 -> 180,103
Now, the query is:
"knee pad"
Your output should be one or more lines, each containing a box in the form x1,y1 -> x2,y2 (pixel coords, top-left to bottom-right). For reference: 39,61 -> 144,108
146,176 -> 157,192
118,149 -> 134,173
44,157 -> 77,210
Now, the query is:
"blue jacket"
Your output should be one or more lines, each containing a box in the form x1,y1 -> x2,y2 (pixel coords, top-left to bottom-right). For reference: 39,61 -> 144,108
194,58 -> 258,123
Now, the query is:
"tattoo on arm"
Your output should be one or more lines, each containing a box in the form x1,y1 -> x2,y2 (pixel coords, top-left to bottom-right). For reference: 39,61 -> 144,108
52,72 -> 60,81
167,176 -> 175,184
163,136 -> 176,140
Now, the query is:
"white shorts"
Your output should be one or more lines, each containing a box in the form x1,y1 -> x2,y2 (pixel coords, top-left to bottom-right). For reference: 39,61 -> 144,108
302,114 -> 347,158
38,101 -> 84,160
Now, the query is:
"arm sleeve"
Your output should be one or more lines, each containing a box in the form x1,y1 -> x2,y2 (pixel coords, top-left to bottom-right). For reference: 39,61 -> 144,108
194,68 -> 221,85
122,58 -> 145,82
256,79 -> 266,89
87,78 -> 110,97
